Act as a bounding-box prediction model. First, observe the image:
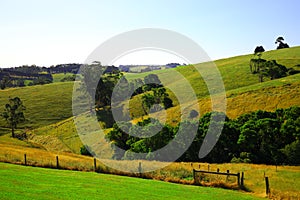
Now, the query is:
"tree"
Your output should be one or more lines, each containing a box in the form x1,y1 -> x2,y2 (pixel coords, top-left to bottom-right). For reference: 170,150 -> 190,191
80,62 -> 104,112
141,87 -> 173,114
80,145 -> 93,156
254,46 -> 265,57
250,59 -> 288,82
189,110 -> 199,118
162,97 -> 173,109
257,61 -> 269,82
282,140 -> 300,165
16,79 -> 25,87
32,77 -> 52,85
249,58 -> 266,74
152,87 -> 173,108
143,74 -> 162,91
131,78 -> 144,96
1,97 -> 26,138
141,93 -> 155,114
105,121 -> 132,159
265,60 -> 288,80
0,76 -> 12,90
275,36 -> 289,49
111,75 -> 130,102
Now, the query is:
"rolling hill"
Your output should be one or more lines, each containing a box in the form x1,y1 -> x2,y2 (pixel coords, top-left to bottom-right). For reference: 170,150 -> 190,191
0,46 -> 300,199
0,46 -> 299,150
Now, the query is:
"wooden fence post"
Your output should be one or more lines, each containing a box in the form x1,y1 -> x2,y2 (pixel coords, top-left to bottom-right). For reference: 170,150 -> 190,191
138,162 -> 142,175
193,169 -> 195,180
94,158 -> 97,172
56,155 -> 59,169
241,172 -> 244,186
192,169 -> 242,185
226,170 -> 230,182
265,177 -> 270,195
24,154 -> 27,166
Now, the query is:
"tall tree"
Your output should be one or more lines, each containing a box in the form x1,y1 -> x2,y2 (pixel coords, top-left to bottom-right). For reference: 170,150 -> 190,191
275,36 -> 284,44
79,62 -> 104,112
1,97 -> 26,138
275,36 -> 289,49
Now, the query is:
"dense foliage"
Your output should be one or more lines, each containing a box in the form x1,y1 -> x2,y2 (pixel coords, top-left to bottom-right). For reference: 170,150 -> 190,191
79,62 -> 173,128
249,59 -> 289,82
106,106 -> 300,165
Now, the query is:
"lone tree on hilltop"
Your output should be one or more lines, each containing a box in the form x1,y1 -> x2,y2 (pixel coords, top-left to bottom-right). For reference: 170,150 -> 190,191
275,36 -> 289,49
250,46 -> 266,74
254,46 -> 265,55
1,97 -> 26,138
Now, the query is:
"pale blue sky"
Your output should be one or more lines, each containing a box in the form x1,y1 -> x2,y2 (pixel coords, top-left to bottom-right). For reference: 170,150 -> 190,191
0,0 -> 299,67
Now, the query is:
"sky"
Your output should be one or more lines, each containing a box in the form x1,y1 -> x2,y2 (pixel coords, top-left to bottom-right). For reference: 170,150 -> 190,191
0,0 -> 299,67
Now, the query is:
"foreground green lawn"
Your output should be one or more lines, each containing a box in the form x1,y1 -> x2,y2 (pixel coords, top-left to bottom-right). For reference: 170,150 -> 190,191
0,163 -> 262,200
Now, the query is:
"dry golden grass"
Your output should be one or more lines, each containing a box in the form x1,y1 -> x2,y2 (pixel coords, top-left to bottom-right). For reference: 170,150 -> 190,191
0,143 -> 96,171
1,139 -> 299,199
130,79 -> 300,126
189,163 -> 300,200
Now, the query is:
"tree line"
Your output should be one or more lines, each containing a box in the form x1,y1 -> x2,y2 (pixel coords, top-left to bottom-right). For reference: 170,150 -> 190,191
0,63 -> 83,89
105,106 -> 300,165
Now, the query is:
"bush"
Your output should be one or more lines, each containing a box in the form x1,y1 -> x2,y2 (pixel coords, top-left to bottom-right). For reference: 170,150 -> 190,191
189,110 -> 199,118
80,145 -> 92,156
32,77 -> 52,85
282,140 -> 300,165
288,68 -> 300,75
230,152 -> 252,163
60,74 -> 76,82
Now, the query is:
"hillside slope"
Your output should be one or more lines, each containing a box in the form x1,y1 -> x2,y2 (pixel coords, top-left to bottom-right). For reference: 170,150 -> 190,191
0,82 -> 74,131
126,46 -> 300,98
0,46 -> 299,136
129,73 -> 300,125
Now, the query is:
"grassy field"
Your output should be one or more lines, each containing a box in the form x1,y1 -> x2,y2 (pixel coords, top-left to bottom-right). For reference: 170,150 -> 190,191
0,162 -> 264,200
0,82 -> 75,131
0,138 -> 299,199
126,46 -> 300,95
52,73 -> 75,83
125,46 -> 300,120
125,73 -> 300,126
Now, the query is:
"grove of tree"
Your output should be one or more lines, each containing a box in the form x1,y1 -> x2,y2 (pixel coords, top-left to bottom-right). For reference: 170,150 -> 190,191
105,106 -> 300,165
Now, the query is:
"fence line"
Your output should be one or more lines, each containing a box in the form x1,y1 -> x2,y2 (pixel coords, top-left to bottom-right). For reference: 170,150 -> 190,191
193,169 -> 244,186
6,152 -> 249,189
